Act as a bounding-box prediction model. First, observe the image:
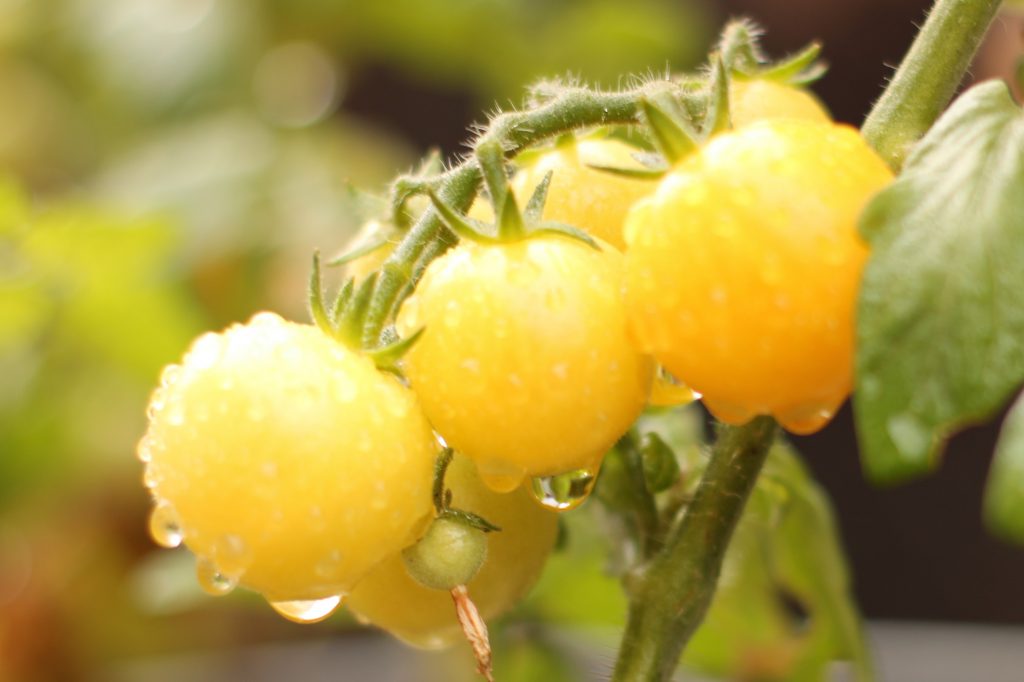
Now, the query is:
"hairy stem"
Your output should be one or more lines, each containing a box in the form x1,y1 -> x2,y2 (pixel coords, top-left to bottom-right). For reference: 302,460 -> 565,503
611,417 -> 778,682
361,88 -> 644,343
861,0 -> 1002,170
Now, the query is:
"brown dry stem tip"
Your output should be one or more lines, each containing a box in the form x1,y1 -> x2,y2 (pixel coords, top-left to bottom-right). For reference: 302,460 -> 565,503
451,585 -> 494,682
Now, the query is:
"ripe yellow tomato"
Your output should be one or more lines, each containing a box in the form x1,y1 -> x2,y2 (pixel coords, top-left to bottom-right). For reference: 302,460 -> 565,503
511,138 -> 657,250
139,312 -> 437,614
624,120 -> 892,434
398,236 -> 653,490
730,78 -> 831,127
346,454 -> 558,648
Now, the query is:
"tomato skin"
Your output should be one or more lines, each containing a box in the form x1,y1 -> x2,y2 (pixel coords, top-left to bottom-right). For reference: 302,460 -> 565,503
346,454 -> 558,649
730,78 -> 831,127
624,120 -> 892,434
140,312 -> 437,602
398,236 -> 654,488
511,138 -> 656,250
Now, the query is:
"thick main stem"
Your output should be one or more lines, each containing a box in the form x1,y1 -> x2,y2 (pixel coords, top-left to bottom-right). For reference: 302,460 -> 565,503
861,0 -> 1002,169
612,417 -> 777,682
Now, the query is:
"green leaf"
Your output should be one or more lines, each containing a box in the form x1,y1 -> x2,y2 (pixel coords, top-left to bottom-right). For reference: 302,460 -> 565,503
985,391 -> 1024,542
855,80 -> 1024,483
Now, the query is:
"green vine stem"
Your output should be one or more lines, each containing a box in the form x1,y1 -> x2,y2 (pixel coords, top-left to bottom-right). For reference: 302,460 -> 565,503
861,0 -> 1002,170
360,87 -> 643,345
611,417 -> 778,682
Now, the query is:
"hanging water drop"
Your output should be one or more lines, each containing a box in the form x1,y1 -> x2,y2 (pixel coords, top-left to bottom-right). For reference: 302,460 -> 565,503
196,557 -> 238,596
269,595 -> 343,623
530,468 -> 597,511
148,501 -> 183,548
136,437 -> 154,463
142,465 -> 161,490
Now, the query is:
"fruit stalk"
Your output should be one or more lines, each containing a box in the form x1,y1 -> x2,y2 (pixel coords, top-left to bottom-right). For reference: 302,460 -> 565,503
611,416 -> 778,682
360,87 -> 644,343
861,0 -> 1002,170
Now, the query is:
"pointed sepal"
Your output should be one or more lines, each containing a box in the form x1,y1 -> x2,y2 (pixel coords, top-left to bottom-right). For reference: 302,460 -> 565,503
365,326 -> 425,373
530,221 -> 601,251
426,189 -> 500,244
523,170 -> 553,223
703,56 -> 732,137
497,187 -> 526,241
584,163 -> 667,181
308,251 -> 333,335
476,140 -> 511,220
639,97 -> 698,164
758,42 -> 827,85
326,235 -> 391,268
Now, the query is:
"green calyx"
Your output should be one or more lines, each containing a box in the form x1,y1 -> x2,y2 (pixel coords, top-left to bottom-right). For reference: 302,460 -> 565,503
426,141 -> 601,251
716,19 -> 826,86
307,251 -> 423,373
604,19 -> 825,169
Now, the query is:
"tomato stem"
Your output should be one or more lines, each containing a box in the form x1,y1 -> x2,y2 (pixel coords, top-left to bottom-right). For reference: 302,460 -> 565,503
611,416 -> 778,682
861,0 -> 1001,170
359,87 -> 645,344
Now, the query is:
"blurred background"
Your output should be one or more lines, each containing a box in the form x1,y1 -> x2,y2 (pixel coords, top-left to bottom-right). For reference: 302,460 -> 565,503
1,1 -> 1023,680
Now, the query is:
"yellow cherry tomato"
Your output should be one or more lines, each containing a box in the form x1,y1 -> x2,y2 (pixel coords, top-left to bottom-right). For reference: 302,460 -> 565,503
346,454 -> 558,648
511,138 -> 657,250
398,236 -> 654,490
624,120 -> 892,434
730,78 -> 831,127
139,312 -> 437,615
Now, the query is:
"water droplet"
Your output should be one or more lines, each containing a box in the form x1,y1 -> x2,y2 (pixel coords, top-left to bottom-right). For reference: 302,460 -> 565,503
782,406 -> 836,435
213,534 -> 250,577
143,465 -> 161,490
196,557 -> 238,596
160,364 -> 182,388
146,393 -> 165,420
552,362 -> 569,380
136,436 -> 154,463
478,464 -> 525,493
315,550 -> 343,579
710,287 -> 727,304
250,311 -> 282,327
260,461 -> 278,477
443,300 -> 461,329
166,403 -> 185,427
149,501 -> 183,548
188,332 -> 222,370
460,357 -> 480,374
269,595 -> 343,623
530,468 -> 597,511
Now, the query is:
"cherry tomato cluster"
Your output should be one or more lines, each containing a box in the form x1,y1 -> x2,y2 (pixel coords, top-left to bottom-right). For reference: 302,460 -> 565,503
137,68 -> 890,656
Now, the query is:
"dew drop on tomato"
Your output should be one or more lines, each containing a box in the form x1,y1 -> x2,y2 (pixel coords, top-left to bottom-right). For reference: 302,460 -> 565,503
196,556 -> 238,596
148,500 -> 183,548
530,467 -> 597,512
269,595 -> 343,623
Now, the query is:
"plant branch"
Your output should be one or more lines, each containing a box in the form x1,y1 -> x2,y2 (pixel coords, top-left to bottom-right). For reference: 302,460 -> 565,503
861,0 -> 1002,170
611,416 -> 778,682
360,87 -> 645,343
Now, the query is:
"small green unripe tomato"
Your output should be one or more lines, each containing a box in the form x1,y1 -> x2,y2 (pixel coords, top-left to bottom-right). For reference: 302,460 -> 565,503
402,517 -> 487,591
